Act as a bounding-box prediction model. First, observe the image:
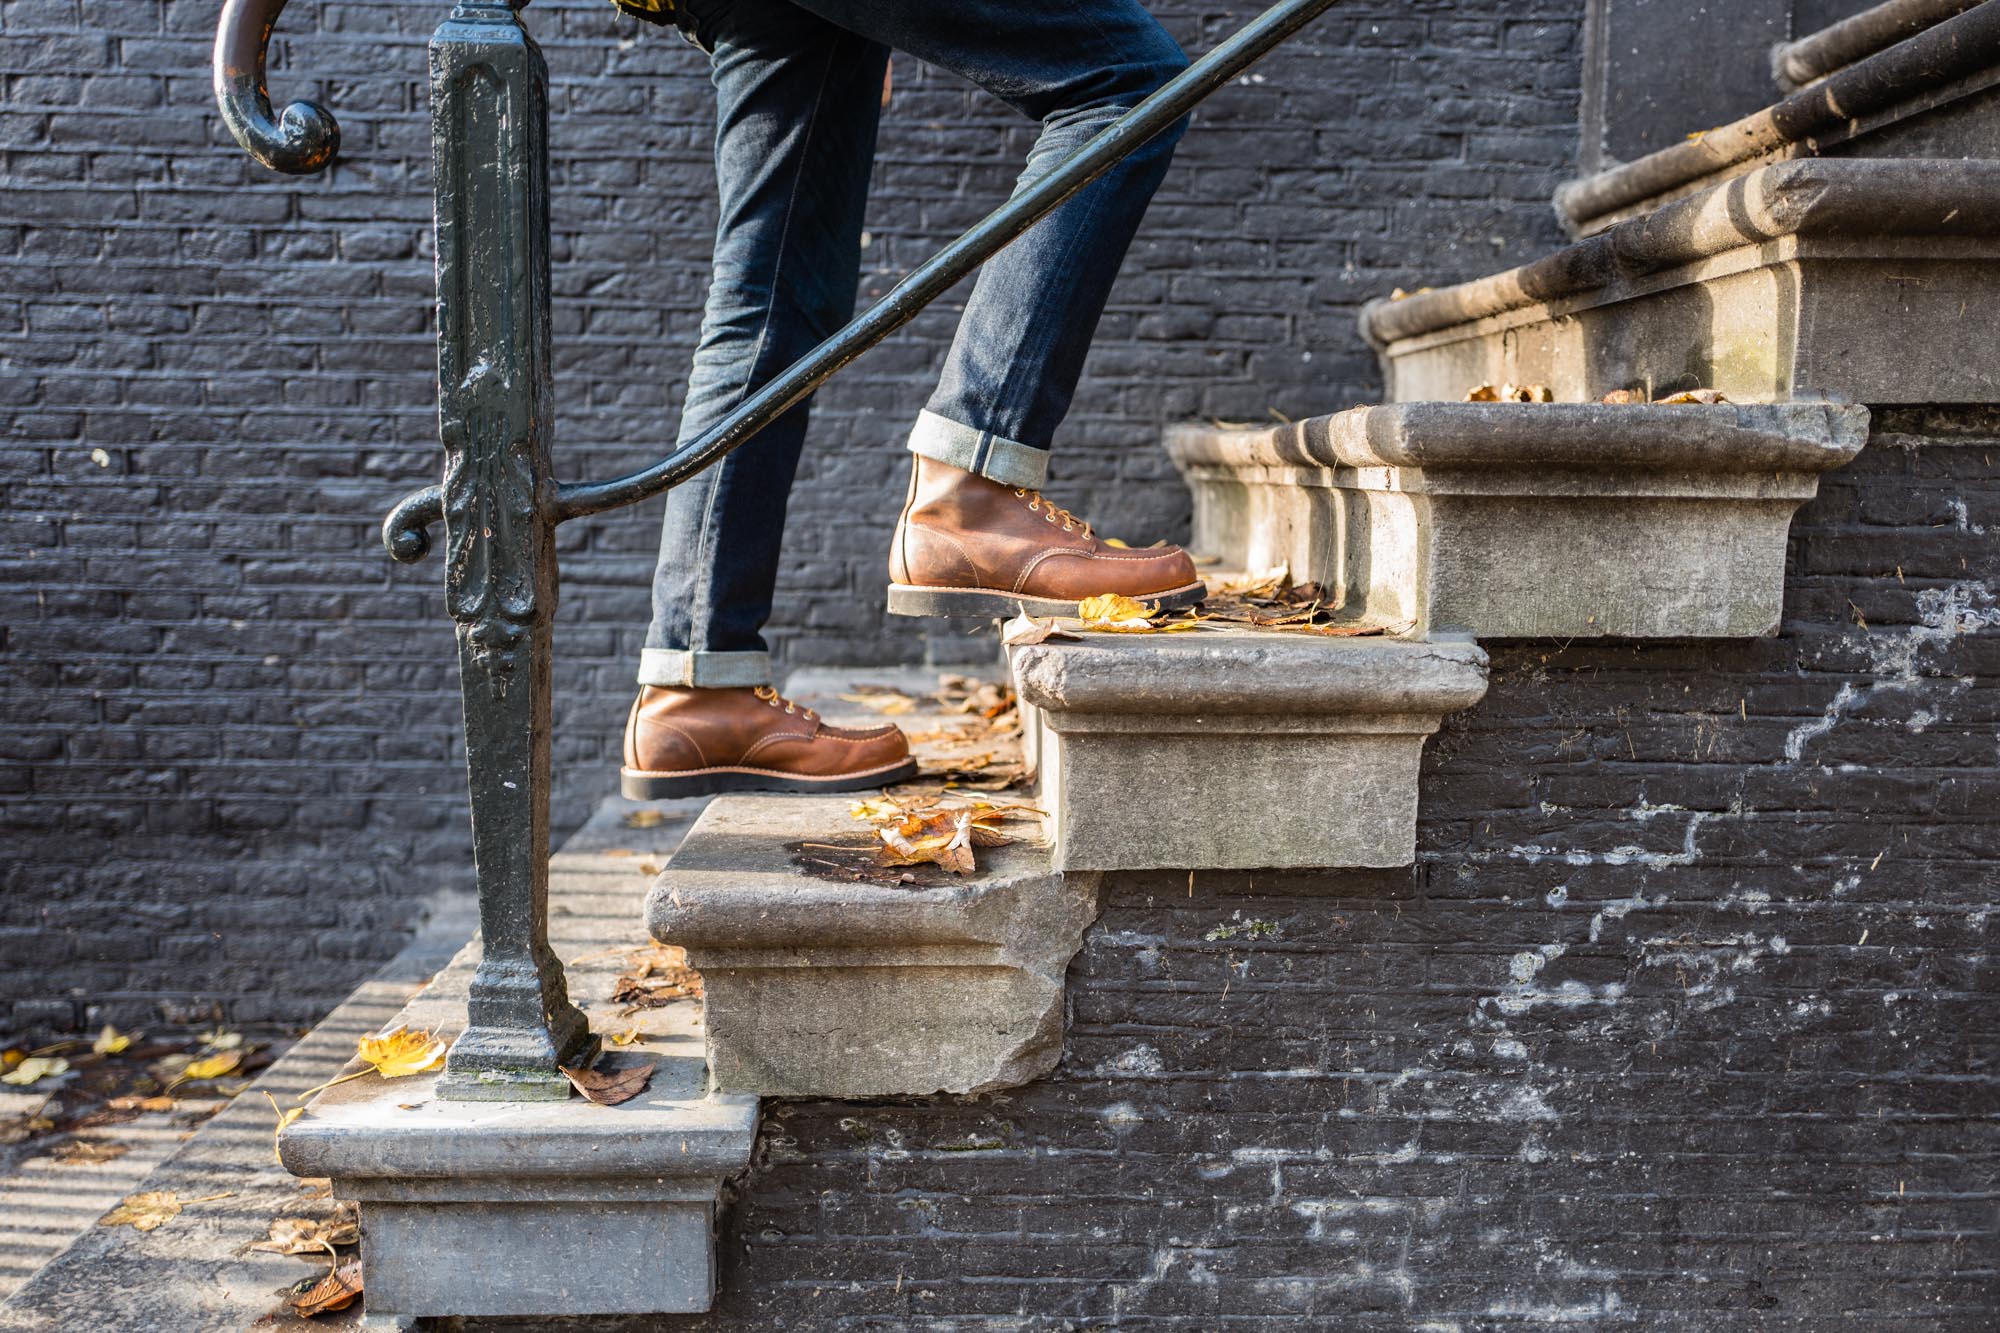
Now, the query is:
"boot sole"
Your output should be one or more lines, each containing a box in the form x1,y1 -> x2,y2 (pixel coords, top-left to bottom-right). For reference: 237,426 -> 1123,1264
620,757 -> 920,801
885,581 -> 1208,620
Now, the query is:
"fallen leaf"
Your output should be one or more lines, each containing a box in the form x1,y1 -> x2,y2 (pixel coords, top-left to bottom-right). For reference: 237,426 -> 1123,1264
560,1060 -> 657,1106
877,810 -> 977,874
1075,593 -> 1200,634
610,946 -> 702,1013
622,808 -> 667,829
848,795 -> 907,822
197,1029 -> 245,1052
1466,382 -> 1553,403
108,1095 -> 175,1114
1600,388 -> 1647,404
2,1057 -> 68,1086
179,1050 -> 243,1082
249,1203 -> 359,1258
295,1026 -> 448,1101
288,1260 -> 364,1317
92,1025 -> 135,1055
99,1189 -> 231,1232
53,1139 -> 129,1165
359,1027 -> 446,1078
607,1028 -> 644,1047
1657,388 -> 1728,405
1001,614 -> 1078,647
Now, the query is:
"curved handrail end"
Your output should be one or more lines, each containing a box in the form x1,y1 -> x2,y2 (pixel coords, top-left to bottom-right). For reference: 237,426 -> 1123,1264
214,0 -> 340,175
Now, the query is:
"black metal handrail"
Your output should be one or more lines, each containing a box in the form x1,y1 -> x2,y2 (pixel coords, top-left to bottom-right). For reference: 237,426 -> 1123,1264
217,0 -> 1340,1102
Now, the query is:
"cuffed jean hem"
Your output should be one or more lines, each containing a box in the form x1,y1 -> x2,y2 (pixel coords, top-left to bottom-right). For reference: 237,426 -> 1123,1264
908,410 -> 1049,489
637,648 -> 773,688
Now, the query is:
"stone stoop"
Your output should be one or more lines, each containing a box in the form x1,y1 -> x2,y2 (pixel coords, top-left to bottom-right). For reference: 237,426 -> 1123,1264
1560,0 -> 2000,234
277,794 -> 756,1325
646,795 -> 1098,1099
1167,401 -> 1868,639
1009,630 -> 1490,872
1364,158 -> 2000,406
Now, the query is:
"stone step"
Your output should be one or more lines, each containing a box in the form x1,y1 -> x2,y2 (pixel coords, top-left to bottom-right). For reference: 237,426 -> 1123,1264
1772,0 -> 1988,93
646,794 -> 1096,1100
275,794 -> 756,1324
1556,0 -> 2000,235
1167,401 -> 1867,639
1010,627 -> 1489,872
1363,157 -> 2000,406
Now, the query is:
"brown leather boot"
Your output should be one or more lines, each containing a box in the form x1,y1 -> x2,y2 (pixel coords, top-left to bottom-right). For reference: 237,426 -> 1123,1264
620,685 -> 917,799
886,456 -> 1205,618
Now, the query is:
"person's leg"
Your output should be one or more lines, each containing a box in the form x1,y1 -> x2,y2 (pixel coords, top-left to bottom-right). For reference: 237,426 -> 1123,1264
790,0 -> 1192,484
641,0 -> 889,689
782,0 -> 1205,617
626,0 -> 916,799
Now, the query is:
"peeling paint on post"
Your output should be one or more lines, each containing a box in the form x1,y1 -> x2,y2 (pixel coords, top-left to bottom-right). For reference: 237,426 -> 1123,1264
429,0 -> 597,1099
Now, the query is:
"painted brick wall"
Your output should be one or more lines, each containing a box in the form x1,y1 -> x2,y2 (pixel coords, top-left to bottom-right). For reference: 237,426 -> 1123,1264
645,412 -> 1997,1331
1,0 -> 1586,1029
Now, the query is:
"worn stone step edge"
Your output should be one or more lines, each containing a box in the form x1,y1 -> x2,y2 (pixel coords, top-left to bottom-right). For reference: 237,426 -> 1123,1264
1772,0 -> 1988,93
1364,157 -> 2000,354
1555,1 -> 2000,234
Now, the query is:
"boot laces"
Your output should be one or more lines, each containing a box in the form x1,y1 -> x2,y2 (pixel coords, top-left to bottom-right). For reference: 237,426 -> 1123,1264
753,685 -> 816,721
1012,488 -> 1092,537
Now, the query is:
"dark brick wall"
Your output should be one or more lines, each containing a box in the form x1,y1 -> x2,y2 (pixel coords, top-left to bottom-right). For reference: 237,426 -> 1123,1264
651,413 -> 1995,1331
0,0 -> 1587,1029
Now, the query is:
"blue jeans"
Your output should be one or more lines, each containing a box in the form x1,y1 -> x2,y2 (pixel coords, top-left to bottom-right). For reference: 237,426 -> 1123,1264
639,0 -> 1190,688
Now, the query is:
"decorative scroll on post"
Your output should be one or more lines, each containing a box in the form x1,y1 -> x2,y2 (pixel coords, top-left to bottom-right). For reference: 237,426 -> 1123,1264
429,0 -> 598,1100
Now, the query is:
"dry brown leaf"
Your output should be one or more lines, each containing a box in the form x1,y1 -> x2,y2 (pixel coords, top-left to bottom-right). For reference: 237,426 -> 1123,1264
560,1060 -> 657,1106
108,1094 -> 175,1114
877,809 -> 978,874
53,1139 -> 129,1165
611,946 -> 702,1013
100,1189 -> 231,1233
250,1202 -> 359,1258
839,686 -> 918,714
289,1260 -> 364,1317
1657,388 -> 1728,405
1001,614 -> 1078,647
1466,383 -> 1554,403
1600,388 -> 1647,405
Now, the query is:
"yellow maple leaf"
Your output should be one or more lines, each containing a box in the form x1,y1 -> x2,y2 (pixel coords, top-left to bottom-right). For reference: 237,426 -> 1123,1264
181,1050 -> 243,1082
92,1025 -> 134,1055
1,1057 -> 68,1086
358,1027 -> 448,1079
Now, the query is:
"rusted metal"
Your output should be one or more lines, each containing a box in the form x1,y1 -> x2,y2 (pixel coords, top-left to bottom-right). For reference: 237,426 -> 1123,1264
212,0 -> 340,174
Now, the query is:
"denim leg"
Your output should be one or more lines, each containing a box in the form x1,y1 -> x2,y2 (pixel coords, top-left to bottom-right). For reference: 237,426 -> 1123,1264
788,0 -> 1191,487
641,2 -> 888,688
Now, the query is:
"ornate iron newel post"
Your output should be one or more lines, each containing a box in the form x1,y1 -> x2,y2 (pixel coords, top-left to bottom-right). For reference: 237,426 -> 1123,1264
429,0 -> 598,1099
